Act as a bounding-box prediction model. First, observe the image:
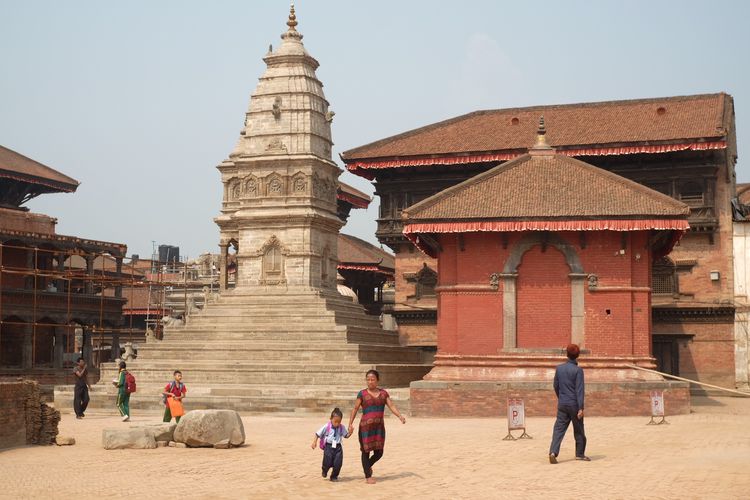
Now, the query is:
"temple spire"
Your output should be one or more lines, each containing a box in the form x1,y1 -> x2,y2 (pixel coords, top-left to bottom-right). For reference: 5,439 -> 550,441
530,115 -> 554,154
281,2 -> 303,41
287,2 -> 298,31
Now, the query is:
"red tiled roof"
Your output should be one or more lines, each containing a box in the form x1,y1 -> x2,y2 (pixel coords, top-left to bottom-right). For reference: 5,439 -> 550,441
337,181 -> 371,208
737,183 -> 750,205
403,153 -> 690,222
337,233 -> 395,272
342,93 -> 730,162
0,145 -> 79,192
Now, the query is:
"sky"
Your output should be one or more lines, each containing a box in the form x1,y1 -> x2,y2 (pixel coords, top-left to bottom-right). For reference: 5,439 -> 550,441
2,0 -> 749,260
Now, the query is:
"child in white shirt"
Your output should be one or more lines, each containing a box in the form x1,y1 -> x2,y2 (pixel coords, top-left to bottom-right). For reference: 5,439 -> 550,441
311,407 -> 350,481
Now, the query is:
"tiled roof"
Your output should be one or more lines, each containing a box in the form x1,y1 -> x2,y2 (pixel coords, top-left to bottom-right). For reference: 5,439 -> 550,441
737,183 -> 750,205
337,180 -> 371,208
338,233 -> 395,271
403,153 -> 690,221
342,93 -> 730,160
0,145 -> 79,192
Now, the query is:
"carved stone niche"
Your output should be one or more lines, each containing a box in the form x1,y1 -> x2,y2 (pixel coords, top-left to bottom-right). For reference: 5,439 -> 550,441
227,178 -> 241,201
405,263 -> 438,300
255,235 -> 289,285
244,175 -> 259,198
291,172 -> 308,195
266,174 -> 285,196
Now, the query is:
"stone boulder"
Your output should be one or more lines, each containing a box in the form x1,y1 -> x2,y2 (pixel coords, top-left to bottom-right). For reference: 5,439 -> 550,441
173,410 -> 245,448
102,428 -> 157,450
140,423 -> 177,442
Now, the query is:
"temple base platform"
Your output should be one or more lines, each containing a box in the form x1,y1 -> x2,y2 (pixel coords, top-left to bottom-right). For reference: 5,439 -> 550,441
409,353 -> 691,417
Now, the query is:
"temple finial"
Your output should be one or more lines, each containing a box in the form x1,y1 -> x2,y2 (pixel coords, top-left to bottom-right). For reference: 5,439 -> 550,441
287,2 -> 298,31
530,115 -> 554,153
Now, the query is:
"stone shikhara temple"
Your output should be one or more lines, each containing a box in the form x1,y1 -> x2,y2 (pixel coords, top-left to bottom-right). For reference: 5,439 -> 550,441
78,5 -> 429,413
403,121 -> 692,416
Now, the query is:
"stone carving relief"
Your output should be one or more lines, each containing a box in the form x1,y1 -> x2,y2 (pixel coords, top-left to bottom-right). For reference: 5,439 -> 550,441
489,272 -> 501,290
292,173 -> 307,194
267,174 -> 284,196
227,178 -> 241,201
265,137 -> 287,152
272,96 -> 282,119
312,173 -> 335,201
587,274 -> 599,291
244,176 -> 259,198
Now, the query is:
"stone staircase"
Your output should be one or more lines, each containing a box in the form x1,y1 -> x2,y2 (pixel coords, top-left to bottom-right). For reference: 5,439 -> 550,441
55,289 -> 431,414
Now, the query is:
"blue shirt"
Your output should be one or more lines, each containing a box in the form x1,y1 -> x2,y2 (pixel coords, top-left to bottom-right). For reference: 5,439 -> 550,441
553,359 -> 585,410
316,422 -> 349,447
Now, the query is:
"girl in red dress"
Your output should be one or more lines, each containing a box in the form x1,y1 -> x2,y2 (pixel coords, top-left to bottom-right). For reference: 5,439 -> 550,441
347,369 -> 407,484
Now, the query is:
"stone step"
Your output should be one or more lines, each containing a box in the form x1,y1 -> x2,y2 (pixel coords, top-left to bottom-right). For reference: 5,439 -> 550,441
160,329 -> 401,345
54,385 -> 412,415
132,344 -> 423,363
98,363 -> 432,386
185,314 -> 380,326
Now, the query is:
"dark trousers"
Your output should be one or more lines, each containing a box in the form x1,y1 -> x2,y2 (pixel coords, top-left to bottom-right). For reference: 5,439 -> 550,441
361,449 -> 383,478
549,406 -> 586,457
73,384 -> 89,417
322,444 -> 343,479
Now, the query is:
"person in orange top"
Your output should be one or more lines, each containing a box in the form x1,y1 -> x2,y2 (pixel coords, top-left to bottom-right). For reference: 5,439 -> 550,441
162,370 -> 186,423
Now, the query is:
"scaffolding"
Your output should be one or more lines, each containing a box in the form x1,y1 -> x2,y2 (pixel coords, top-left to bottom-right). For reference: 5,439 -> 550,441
0,242 -> 214,373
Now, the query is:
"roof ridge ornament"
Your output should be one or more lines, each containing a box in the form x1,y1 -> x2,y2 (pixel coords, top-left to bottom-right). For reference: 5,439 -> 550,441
530,115 -> 555,155
281,2 -> 303,40
287,2 -> 298,30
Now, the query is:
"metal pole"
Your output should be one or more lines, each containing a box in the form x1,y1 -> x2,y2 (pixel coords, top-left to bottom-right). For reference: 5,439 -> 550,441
626,364 -> 750,397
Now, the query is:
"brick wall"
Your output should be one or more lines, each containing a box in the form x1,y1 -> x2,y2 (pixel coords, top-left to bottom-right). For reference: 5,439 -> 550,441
393,247 -> 438,346
0,381 -> 27,448
437,231 -> 654,357
411,381 -> 691,417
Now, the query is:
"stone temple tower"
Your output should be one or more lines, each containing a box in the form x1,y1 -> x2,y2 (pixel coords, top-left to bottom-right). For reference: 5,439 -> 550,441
77,6 -> 430,413
215,4 -> 342,292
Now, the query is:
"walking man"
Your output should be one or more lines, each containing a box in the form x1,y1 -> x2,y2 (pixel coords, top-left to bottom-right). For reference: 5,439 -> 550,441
549,343 -> 590,463
73,357 -> 90,419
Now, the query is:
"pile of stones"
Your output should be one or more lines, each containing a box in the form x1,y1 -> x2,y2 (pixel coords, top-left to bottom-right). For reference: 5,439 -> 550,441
103,409 -> 245,450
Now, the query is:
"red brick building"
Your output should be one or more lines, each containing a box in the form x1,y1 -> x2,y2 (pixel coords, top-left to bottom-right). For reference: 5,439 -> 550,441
342,93 -> 739,390
403,124 -> 691,416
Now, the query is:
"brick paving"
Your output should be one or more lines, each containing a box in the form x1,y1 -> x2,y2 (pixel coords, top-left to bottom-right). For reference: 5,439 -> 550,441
1,396 -> 749,499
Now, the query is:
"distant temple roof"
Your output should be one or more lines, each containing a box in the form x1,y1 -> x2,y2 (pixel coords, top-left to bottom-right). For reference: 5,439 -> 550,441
337,180 -> 371,209
338,233 -> 394,275
342,93 -> 732,179
0,145 -> 79,193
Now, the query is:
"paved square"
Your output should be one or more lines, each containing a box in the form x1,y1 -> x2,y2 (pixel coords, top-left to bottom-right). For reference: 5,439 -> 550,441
2,397 -> 749,499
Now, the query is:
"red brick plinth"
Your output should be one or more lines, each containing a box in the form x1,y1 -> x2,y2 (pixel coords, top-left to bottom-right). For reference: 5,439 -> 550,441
410,379 -> 690,417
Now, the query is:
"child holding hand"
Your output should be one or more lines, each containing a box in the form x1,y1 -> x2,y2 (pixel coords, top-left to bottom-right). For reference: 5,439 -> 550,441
311,408 -> 350,482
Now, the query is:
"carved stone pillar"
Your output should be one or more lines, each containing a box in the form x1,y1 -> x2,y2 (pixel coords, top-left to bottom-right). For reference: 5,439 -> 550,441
219,243 -> 229,291
501,273 -> 518,350
85,255 -> 95,294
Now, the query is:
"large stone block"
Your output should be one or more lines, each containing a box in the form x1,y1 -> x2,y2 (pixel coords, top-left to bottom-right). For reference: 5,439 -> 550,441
140,423 -> 177,442
173,410 -> 245,448
102,428 -> 157,450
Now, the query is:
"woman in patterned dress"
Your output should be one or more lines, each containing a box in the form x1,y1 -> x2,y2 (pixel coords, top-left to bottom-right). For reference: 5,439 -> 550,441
347,369 -> 407,484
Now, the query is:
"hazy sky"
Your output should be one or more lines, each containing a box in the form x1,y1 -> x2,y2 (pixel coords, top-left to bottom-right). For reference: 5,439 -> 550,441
2,1 -> 749,259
